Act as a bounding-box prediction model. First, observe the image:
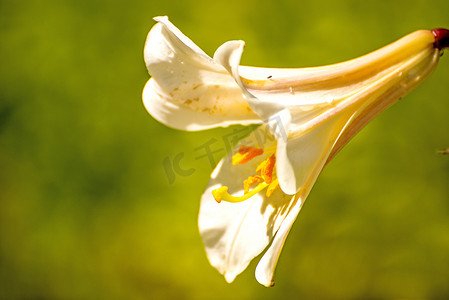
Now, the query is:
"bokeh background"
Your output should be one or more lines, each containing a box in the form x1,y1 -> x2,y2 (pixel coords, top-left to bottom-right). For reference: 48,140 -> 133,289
1,0 -> 449,299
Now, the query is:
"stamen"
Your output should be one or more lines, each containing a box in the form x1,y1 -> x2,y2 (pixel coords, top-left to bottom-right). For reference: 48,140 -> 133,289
212,183 -> 269,203
232,145 -> 264,166
256,155 -> 276,184
266,179 -> 279,197
244,175 -> 263,194
213,146 -> 279,203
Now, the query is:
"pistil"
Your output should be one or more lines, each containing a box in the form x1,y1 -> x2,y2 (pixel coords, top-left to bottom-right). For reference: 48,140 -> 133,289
212,183 -> 269,203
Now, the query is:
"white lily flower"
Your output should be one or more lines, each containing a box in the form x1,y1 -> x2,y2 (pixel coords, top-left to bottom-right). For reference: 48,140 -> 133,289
142,17 -> 449,286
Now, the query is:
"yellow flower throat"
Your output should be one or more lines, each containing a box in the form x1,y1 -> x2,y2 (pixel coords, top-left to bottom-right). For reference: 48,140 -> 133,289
212,145 -> 280,203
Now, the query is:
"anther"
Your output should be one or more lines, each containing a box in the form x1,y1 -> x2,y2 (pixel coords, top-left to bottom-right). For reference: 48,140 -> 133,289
256,155 -> 276,184
213,146 -> 280,204
266,179 -> 279,197
244,175 -> 263,194
232,145 -> 264,166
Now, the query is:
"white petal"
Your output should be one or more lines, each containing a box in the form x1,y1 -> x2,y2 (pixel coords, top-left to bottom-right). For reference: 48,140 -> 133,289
198,127 -> 293,282
213,41 -> 286,120
255,190 -> 306,287
240,30 -> 439,109
143,17 -> 261,130
253,113 -> 356,285
276,110 -> 353,195
253,115 -> 356,285
239,30 -> 439,194
254,32 -> 441,281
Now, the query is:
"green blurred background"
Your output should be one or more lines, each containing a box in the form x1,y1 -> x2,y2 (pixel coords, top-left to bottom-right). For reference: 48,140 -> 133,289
1,0 -> 449,298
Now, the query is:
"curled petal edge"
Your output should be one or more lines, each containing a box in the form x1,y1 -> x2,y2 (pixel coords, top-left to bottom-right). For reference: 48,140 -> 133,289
143,16 -> 261,131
